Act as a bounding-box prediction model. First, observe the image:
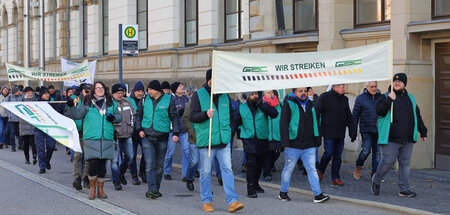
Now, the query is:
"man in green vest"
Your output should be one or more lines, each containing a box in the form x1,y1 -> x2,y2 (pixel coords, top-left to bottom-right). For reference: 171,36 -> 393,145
233,91 -> 278,198
278,87 -> 330,203
190,69 -> 244,213
371,73 -> 427,198
135,80 -> 180,199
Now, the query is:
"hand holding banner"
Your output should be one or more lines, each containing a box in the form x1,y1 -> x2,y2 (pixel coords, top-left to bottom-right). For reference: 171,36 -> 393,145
0,102 -> 82,152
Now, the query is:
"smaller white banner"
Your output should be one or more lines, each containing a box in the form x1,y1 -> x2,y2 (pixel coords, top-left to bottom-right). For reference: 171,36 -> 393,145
0,102 -> 82,152
61,58 -> 97,87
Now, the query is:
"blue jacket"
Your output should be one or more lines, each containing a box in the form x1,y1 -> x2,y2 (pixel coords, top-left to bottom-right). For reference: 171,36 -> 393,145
352,89 -> 382,134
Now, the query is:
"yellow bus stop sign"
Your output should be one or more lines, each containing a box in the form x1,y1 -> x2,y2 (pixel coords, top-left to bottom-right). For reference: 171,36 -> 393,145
125,26 -> 136,39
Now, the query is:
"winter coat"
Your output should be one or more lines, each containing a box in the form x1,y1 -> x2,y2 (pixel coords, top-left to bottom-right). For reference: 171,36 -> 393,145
19,97 -> 36,136
69,98 -> 122,160
316,90 -> 356,139
6,94 -> 23,122
280,97 -> 320,150
376,90 -> 427,143
182,100 -> 196,144
352,89 -> 382,134
114,98 -> 135,139
172,94 -> 190,133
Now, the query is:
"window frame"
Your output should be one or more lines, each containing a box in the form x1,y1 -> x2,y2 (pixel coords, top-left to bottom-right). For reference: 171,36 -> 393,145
292,0 -> 318,34
82,2 -> 88,57
102,0 -> 109,55
224,0 -> 242,43
137,0 -> 148,50
185,0 -> 198,46
432,0 -> 450,20
354,0 -> 391,28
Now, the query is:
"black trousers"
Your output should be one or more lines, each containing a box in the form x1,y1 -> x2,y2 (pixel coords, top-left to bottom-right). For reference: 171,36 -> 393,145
88,159 -> 107,178
263,150 -> 280,177
246,152 -> 265,194
22,135 -> 36,160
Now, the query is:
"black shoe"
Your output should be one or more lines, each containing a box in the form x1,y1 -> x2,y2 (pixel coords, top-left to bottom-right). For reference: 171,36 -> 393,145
83,176 -> 90,189
46,163 -> 51,170
73,177 -> 82,190
156,191 -> 162,198
314,193 -> 330,203
278,192 -> 291,202
25,159 -> 30,164
255,186 -> 265,193
182,177 -> 187,182
0,144 -> 3,149
247,193 -> 257,198
145,190 -> 158,199
131,175 -> 141,185
114,181 -> 122,190
119,175 -> 127,185
186,181 -> 194,191
399,190 -> 417,198
164,174 -> 172,181
139,171 -> 147,183
218,178 -> 223,186
18,145 -> 23,151
272,167 -> 277,173
371,178 -> 380,196
54,147 -> 57,151
11,148 -> 16,152
195,170 -> 200,178
33,159 -> 37,165
39,169 -> 46,174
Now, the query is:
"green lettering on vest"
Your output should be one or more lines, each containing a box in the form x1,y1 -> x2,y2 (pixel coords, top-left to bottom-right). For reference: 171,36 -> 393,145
194,88 -> 231,147
141,94 -> 171,133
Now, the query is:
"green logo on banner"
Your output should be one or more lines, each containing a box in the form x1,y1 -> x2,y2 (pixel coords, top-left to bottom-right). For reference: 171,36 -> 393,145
335,59 -> 362,67
242,66 -> 268,73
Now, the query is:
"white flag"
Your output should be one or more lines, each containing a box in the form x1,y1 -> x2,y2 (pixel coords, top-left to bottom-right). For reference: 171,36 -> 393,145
61,58 -> 97,87
0,102 -> 82,152
212,40 -> 393,94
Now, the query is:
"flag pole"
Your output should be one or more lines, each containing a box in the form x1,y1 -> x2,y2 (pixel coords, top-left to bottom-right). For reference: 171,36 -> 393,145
208,52 -> 216,157
389,40 -> 394,123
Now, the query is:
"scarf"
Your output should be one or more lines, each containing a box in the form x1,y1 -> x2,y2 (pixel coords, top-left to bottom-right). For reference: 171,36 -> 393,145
262,96 -> 279,107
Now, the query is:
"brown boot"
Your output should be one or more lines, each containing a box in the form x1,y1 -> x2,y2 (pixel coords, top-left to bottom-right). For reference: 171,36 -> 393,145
97,178 -> 108,199
88,177 -> 97,200
202,203 -> 214,212
228,201 -> 244,213
354,166 -> 363,179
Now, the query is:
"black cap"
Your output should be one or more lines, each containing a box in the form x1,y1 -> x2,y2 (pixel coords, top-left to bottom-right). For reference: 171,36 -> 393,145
39,87 -> 49,97
48,85 -> 54,89
35,86 -> 41,92
206,69 -> 212,81
393,73 -> 407,86
148,80 -> 162,92
170,82 -> 181,94
161,81 -> 170,90
24,87 -> 34,93
83,83 -> 93,90
112,83 -> 124,94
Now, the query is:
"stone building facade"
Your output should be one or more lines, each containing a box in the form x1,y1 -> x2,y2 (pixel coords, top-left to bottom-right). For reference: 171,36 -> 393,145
1,0 -> 450,170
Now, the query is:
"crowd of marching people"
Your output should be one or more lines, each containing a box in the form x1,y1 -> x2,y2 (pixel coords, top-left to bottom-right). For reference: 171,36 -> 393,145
0,69 -> 427,212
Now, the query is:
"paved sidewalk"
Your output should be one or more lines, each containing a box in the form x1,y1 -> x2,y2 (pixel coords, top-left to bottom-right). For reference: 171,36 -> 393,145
171,145 -> 450,214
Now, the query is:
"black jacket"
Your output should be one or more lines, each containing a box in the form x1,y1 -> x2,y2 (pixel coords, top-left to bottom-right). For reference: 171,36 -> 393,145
280,97 -> 320,150
316,90 -> 356,139
232,99 -> 278,154
376,90 -> 427,143
135,93 -> 180,141
352,89 -> 383,134
190,83 -> 234,149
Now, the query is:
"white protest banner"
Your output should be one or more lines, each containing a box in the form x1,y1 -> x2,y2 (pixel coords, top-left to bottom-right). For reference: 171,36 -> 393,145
6,60 -> 91,82
212,40 -> 393,94
0,102 -> 82,152
61,58 -> 97,87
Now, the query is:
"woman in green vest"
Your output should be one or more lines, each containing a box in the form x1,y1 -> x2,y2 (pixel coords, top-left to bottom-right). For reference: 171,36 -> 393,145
67,81 -> 122,200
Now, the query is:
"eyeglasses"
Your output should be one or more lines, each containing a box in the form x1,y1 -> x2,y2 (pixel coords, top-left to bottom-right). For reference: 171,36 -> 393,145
95,87 -> 104,90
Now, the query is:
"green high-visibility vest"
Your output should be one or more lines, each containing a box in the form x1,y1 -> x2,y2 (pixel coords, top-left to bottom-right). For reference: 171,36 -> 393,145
141,94 -> 171,133
127,97 -> 138,112
287,100 -> 319,140
239,103 -> 269,139
269,103 -> 282,142
194,87 -> 231,147
377,92 -> 418,144
82,100 -> 117,140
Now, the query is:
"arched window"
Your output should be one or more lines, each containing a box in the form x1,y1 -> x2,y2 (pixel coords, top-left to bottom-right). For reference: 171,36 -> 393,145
137,0 -> 147,50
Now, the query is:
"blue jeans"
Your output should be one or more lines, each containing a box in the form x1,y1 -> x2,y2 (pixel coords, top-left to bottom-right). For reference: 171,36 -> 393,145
9,122 -> 23,149
34,129 -> 56,171
130,136 -> 146,175
318,138 -> 344,181
186,143 -> 199,181
0,117 -> 10,144
355,133 -> 380,174
164,132 -> 189,177
213,137 -> 234,179
111,138 -> 134,182
199,143 -> 238,205
280,147 -> 322,196
141,137 -> 167,192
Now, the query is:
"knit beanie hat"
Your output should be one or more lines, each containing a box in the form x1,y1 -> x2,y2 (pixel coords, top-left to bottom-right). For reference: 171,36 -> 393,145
111,83 -> 124,94
133,81 -> 145,92
170,82 -> 181,94
161,81 -> 170,90
148,80 -> 162,92
206,69 -> 212,81
393,73 -> 407,86
11,87 -> 20,94
39,87 -> 49,97
24,87 -> 34,93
